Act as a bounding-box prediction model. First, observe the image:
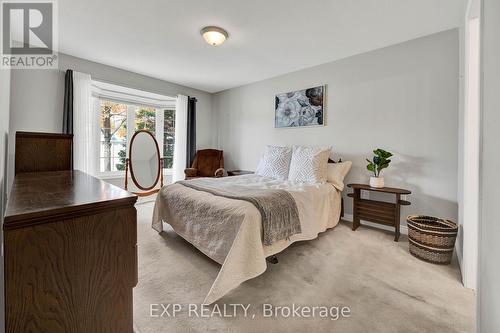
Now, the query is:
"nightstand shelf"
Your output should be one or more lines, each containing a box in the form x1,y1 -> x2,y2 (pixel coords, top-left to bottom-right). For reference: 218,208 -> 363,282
227,170 -> 254,176
347,183 -> 411,241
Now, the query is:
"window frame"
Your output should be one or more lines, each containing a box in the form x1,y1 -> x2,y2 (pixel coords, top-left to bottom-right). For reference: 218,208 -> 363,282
161,108 -> 176,170
92,81 -> 176,179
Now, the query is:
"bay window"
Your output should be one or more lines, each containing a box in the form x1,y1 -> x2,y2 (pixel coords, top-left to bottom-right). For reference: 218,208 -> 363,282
92,81 -> 176,177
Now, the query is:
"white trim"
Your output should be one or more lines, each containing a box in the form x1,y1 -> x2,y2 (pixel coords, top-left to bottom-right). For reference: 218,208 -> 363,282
91,80 -> 176,109
97,168 -> 173,180
461,0 -> 481,291
163,169 -> 174,176
456,239 -> 464,276
96,171 -> 125,179
342,213 -> 408,235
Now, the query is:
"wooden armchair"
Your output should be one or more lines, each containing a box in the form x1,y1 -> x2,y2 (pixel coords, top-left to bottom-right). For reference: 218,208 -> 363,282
184,149 -> 225,180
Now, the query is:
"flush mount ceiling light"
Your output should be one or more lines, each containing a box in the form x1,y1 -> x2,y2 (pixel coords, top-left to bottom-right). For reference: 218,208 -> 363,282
200,26 -> 228,46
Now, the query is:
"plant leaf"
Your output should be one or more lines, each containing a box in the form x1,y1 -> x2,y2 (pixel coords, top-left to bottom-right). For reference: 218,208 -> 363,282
379,163 -> 389,170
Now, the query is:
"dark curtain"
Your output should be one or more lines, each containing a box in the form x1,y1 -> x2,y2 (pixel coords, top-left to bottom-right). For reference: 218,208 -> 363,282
62,69 -> 74,134
186,97 -> 197,167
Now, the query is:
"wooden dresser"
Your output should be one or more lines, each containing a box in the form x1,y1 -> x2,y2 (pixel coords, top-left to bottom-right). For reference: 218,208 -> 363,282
3,170 -> 138,333
14,131 -> 73,174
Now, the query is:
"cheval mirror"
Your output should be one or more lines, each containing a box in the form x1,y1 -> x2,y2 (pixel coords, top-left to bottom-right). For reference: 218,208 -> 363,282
125,130 -> 163,196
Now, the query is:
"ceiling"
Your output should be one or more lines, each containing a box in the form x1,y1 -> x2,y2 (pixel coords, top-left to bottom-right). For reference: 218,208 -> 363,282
59,0 -> 465,93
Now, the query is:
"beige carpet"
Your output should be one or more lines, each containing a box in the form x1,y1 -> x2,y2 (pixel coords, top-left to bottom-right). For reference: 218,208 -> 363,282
133,202 -> 475,333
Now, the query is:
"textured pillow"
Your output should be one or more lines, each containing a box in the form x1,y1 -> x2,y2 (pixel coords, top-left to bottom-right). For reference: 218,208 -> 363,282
288,146 -> 332,183
327,161 -> 352,191
255,145 -> 292,180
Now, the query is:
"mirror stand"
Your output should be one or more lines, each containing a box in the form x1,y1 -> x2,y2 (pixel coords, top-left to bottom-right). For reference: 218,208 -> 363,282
125,157 -> 164,196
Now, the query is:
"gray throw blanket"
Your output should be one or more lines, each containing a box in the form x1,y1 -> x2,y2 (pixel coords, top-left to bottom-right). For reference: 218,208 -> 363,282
177,178 -> 301,246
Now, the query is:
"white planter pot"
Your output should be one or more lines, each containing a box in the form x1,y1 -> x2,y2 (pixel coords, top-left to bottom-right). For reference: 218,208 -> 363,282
370,176 -> 385,188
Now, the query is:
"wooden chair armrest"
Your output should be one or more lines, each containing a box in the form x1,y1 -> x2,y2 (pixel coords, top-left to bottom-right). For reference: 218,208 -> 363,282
184,168 -> 198,177
215,168 -> 225,177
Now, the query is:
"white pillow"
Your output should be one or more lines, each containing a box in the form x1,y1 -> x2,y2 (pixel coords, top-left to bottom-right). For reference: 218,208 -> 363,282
288,146 -> 332,183
327,161 -> 352,191
255,145 -> 292,180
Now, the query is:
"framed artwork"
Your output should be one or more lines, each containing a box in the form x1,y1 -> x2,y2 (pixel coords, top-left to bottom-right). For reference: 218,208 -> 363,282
275,85 -> 325,128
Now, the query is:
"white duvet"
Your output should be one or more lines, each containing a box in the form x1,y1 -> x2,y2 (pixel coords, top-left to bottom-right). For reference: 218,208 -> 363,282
152,174 -> 342,304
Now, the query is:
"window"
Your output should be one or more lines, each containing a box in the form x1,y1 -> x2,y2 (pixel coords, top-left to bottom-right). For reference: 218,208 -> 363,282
99,100 -> 127,172
163,109 -> 175,169
134,106 -> 156,134
93,81 -> 176,175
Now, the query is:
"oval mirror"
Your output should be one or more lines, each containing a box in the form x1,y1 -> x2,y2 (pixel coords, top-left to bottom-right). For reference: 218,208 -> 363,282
129,130 -> 161,191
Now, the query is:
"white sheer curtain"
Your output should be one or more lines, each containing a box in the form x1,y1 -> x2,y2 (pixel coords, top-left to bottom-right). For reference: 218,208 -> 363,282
172,94 -> 188,182
73,71 -> 98,175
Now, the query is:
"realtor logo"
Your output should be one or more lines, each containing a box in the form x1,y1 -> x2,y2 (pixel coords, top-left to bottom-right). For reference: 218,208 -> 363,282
1,0 -> 58,68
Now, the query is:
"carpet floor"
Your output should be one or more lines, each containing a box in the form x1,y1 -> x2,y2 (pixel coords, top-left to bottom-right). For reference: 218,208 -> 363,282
133,201 -> 474,333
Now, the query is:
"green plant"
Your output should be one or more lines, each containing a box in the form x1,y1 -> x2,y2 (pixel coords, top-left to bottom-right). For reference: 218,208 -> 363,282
366,149 -> 393,177
116,143 -> 127,171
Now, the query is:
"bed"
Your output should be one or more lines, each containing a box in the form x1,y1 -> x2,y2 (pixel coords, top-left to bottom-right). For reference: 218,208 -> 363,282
152,173 -> 343,304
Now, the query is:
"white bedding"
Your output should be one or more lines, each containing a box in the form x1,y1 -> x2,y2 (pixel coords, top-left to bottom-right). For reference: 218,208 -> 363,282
152,174 -> 342,304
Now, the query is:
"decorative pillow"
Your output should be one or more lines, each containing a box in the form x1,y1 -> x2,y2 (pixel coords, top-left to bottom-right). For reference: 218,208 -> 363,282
327,161 -> 352,191
288,146 -> 332,183
255,145 -> 292,180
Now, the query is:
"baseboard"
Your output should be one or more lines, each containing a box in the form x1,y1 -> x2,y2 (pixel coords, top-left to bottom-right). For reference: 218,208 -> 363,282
342,213 -> 408,235
455,236 -> 464,283
451,232 -> 466,288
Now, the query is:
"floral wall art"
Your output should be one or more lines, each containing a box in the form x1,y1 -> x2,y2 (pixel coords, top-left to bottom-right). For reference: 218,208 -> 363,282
275,85 -> 325,128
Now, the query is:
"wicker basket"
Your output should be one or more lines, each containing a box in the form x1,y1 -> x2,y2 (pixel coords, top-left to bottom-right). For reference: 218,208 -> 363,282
407,215 -> 458,265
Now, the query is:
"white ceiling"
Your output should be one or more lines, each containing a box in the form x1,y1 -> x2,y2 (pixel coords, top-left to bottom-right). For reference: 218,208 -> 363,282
59,0 -> 465,93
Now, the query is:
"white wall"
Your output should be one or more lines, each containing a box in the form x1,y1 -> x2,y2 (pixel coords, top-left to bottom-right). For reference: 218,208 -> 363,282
0,67 -> 11,333
9,70 -> 65,177
213,29 -> 460,224
456,4 -> 467,281
478,0 -> 500,331
1,70 -> 11,215
8,53 -> 215,190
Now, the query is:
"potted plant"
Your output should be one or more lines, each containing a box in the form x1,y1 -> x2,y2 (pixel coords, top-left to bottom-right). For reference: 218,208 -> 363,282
366,149 -> 393,188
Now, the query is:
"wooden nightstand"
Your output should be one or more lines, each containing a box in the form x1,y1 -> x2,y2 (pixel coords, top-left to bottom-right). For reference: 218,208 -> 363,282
347,184 -> 411,241
227,170 -> 254,176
